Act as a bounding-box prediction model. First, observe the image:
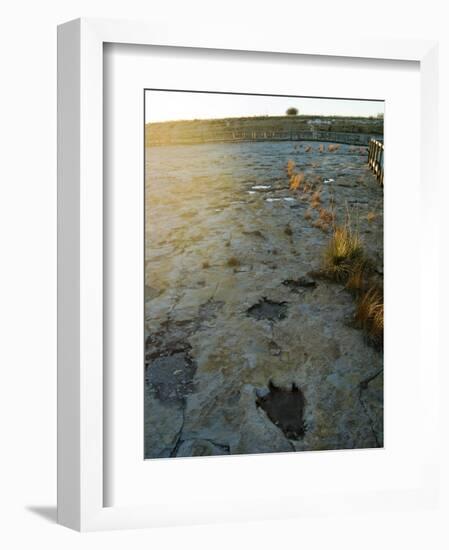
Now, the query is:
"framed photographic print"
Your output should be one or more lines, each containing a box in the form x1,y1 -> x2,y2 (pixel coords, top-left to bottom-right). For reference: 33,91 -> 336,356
57,18 -> 440,530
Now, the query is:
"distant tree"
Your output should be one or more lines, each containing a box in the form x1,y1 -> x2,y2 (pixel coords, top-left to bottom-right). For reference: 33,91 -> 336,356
376,112 -> 384,119
286,107 -> 299,116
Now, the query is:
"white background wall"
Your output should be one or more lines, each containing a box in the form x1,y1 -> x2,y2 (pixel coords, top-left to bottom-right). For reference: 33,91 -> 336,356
0,1 -> 448,548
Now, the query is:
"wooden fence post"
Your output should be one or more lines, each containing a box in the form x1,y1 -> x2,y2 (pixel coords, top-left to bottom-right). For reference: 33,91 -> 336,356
368,138 -> 384,186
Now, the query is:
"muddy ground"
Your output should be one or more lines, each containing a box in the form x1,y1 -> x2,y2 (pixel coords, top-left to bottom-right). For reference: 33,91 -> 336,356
144,140 -> 383,459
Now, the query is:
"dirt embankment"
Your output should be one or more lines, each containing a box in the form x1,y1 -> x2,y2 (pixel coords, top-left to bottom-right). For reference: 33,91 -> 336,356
146,115 -> 383,146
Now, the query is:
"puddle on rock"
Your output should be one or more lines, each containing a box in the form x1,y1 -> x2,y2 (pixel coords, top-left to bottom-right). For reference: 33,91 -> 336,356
247,298 -> 288,322
256,381 -> 306,440
251,185 -> 271,190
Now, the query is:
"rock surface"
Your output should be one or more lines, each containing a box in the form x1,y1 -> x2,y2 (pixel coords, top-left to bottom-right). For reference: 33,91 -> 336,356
144,140 -> 383,458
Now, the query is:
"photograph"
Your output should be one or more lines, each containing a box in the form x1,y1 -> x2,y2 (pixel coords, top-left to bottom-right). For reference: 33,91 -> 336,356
3,2 -> 443,542
144,90 -> 384,459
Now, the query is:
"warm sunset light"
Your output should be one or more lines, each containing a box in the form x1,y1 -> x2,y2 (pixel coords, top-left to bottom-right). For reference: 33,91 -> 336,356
144,90 -> 384,460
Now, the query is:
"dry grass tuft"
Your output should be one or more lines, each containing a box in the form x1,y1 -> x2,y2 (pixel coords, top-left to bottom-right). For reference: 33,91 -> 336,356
304,208 -> 313,221
317,213 -> 382,348
319,144 -> 324,153
323,225 -> 363,282
312,219 -> 330,233
227,256 -> 240,268
310,189 -> 322,209
354,286 -> 384,347
319,208 -> 334,225
202,260 -> 210,269
328,143 -> 340,153
290,172 -> 305,191
308,174 -> 323,188
304,145 -> 312,152
345,259 -> 368,292
287,159 -> 296,177
366,211 -> 377,223
302,183 -> 311,194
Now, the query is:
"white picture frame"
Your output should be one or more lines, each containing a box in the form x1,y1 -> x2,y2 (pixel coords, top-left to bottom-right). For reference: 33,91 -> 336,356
57,17 -> 439,531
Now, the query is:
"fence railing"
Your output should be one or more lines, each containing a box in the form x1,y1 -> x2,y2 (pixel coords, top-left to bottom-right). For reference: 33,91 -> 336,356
368,139 -> 384,186
149,130 -> 384,147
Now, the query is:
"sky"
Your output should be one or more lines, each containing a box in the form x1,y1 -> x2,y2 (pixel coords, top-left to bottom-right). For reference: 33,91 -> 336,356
145,90 -> 384,123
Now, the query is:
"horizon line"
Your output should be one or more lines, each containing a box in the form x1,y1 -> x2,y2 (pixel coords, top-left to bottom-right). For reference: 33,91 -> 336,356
146,113 -> 384,125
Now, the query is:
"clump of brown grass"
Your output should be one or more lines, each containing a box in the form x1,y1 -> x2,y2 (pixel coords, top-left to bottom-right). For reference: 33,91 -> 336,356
319,144 -> 324,153
323,224 -> 363,282
366,211 -> 377,223
328,143 -> 340,152
304,208 -> 313,221
310,189 -> 322,209
303,182 -> 311,193
307,174 -> 323,188
345,259 -> 368,292
312,219 -> 330,233
304,145 -> 312,152
354,286 -> 384,347
290,172 -> 305,191
202,260 -> 210,269
287,159 -> 296,177
319,208 -> 334,225
284,224 -> 293,236
227,256 -> 240,268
